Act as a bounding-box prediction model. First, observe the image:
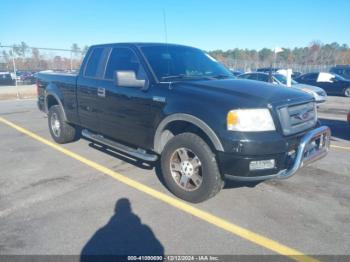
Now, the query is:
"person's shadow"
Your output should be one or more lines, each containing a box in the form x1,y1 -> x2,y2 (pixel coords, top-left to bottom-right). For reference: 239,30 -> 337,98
81,198 -> 164,261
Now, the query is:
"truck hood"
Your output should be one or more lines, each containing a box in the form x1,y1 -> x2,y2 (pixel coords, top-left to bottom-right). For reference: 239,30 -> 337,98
179,79 -> 313,106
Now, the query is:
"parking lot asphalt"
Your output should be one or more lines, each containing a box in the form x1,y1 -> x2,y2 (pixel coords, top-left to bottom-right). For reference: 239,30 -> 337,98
0,97 -> 349,261
0,85 -> 36,100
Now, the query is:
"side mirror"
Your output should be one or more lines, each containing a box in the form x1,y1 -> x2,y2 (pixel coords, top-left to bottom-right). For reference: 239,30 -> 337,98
114,70 -> 147,89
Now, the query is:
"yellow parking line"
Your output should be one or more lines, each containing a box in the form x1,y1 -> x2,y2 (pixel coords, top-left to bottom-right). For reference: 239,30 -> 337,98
0,116 -> 318,262
331,145 -> 350,151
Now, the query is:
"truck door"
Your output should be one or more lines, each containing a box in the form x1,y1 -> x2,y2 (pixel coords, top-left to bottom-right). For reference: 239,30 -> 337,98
98,47 -> 156,149
76,47 -> 110,132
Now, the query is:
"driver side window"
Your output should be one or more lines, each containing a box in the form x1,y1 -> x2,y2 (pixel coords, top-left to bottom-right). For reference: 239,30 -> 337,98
104,47 -> 146,81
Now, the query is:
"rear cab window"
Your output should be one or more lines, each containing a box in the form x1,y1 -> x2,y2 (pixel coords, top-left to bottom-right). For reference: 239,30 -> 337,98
84,47 -> 110,78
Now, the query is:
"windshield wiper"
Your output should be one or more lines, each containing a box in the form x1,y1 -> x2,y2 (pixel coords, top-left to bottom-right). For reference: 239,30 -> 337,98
161,74 -> 213,81
161,74 -> 187,81
210,74 -> 232,79
161,74 -> 232,81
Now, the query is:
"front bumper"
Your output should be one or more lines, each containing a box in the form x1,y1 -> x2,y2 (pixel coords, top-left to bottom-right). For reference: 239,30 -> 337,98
220,126 -> 331,181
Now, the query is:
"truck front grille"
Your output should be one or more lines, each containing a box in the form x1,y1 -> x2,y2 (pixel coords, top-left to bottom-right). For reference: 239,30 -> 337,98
277,102 -> 317,136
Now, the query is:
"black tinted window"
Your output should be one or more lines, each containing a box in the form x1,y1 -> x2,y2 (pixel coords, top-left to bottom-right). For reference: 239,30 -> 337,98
303,73 -> 318,81
247,74 -> 258,80
239,74 -> 251,79
105,48 -> 146,80
241,74 -> 257,80
345,69 -> 350,77
257,74 -> 269,82
84,48 -> 108,78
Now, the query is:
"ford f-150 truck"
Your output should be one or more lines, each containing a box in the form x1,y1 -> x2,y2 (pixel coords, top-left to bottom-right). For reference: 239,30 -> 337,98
37,43 -> 331,203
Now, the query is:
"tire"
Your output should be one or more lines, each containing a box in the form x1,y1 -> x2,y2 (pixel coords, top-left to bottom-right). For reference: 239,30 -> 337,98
344,87 -> 350,97
160,133 -> 223,203
48,105 -> 78,144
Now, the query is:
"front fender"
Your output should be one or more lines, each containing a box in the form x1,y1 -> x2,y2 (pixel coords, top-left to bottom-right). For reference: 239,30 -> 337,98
153,113 -> 224,153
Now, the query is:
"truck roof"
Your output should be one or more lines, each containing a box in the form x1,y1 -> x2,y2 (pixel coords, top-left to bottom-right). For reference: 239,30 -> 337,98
89,42 -> 199,49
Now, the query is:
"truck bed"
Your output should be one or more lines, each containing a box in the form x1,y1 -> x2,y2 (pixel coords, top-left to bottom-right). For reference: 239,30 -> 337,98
37,70 -> 78,86
37,71 -> 78,114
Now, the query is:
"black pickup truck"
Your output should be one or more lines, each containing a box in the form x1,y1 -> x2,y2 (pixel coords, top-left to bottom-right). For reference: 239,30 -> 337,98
37,43 -> 331,203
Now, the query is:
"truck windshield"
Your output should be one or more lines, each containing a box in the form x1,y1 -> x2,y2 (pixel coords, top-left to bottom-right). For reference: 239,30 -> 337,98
140,45 -> 233,81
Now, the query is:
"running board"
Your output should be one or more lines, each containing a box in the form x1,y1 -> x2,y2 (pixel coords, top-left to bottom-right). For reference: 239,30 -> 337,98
81,129 -> 158,162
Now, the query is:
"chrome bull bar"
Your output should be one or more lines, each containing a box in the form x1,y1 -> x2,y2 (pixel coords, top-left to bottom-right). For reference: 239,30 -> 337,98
225,126 -> 331,182
276,125 -> 331,179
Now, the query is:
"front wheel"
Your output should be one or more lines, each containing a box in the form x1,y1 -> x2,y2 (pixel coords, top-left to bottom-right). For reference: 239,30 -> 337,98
160,133 -> 223,203
344,87 -> 350,97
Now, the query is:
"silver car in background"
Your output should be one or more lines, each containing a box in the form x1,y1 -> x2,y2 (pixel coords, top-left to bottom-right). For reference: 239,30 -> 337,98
273,74 -> 327,103
238,72 -> 327,103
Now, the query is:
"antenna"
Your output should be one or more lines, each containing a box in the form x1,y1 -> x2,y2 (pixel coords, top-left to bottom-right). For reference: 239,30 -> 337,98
162,8 -> 168,44
162,8 -> 170,76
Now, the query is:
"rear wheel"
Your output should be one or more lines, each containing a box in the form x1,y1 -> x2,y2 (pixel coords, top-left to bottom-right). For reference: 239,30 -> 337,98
160,133 -> 223,203
48,105 -> 78,144
344,87 -> 350,97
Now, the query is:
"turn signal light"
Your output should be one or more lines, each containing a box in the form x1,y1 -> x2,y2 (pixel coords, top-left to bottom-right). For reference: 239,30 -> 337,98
227,111 -> 239,128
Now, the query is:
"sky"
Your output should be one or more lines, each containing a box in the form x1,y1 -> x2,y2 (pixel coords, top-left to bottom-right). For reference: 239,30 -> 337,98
1,0 -> 350,51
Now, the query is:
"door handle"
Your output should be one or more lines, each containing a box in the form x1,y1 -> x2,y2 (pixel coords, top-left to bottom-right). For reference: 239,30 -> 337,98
97,87 -> 106,98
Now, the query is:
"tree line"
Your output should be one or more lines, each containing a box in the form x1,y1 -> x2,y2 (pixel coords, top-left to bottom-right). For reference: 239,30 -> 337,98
1,41 -> 350,72
208,41 -> 350,70
0,42 -> 89,71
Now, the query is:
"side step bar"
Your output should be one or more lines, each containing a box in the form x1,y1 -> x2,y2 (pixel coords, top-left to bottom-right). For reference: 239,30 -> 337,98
81,129 -> 158,162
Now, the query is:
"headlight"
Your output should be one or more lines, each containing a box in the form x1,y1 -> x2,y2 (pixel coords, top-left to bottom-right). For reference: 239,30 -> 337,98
227,109 -> 275,132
